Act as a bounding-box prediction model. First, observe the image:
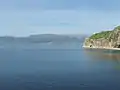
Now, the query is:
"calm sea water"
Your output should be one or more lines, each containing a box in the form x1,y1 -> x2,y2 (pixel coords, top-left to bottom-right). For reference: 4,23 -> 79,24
0,43 -> 120,90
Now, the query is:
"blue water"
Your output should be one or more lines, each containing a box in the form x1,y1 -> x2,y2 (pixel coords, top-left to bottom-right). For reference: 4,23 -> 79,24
0,44 -> 120,90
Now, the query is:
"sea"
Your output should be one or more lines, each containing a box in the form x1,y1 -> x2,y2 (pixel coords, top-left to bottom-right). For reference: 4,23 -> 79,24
0,42 -> 120,90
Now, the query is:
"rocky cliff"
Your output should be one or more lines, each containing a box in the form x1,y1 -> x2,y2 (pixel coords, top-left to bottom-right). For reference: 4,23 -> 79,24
83,26 -> 120,48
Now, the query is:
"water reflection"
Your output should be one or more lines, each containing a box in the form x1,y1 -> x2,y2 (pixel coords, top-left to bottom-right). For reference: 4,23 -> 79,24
84,48 -> 120,61
83,48 -> 120,70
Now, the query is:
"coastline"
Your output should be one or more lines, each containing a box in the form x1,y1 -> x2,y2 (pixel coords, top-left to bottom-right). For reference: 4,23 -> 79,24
82,46 -> 120,51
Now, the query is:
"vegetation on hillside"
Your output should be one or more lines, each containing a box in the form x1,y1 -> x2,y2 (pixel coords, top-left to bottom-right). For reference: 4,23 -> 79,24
114,26 -> 120,30
89,25 -> 120,39
89,31 -> 112,39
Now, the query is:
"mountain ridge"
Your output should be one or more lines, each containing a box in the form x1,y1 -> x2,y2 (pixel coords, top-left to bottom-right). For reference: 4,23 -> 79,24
0,34 -> 87,44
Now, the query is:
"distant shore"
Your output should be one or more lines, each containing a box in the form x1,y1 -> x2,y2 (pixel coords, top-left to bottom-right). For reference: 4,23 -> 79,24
82,46 -> 120,51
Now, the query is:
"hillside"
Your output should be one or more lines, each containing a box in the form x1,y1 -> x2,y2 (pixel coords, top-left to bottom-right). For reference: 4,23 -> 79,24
0,34 -> 87,44
83,26 -> 120,48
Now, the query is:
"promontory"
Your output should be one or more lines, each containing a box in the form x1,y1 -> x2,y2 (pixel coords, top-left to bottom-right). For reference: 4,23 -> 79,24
83,26 -> 120,50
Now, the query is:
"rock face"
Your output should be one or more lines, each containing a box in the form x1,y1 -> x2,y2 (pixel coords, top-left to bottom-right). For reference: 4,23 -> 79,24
83,26 -> 120,48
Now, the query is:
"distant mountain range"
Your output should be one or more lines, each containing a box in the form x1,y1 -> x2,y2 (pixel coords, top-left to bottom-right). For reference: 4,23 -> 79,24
0,34 -> 87,44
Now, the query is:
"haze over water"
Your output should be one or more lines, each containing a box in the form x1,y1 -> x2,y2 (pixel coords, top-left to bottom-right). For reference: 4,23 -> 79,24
0,43 -> 120,90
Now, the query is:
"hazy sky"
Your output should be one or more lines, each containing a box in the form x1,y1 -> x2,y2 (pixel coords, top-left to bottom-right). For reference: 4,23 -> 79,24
0,0 -> 120,36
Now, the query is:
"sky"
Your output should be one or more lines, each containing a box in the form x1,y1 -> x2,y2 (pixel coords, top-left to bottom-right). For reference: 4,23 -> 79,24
0,0 -> 120,36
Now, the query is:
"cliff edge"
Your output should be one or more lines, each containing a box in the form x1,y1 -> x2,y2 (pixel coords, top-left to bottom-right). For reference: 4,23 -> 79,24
83,26 -> 120,49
